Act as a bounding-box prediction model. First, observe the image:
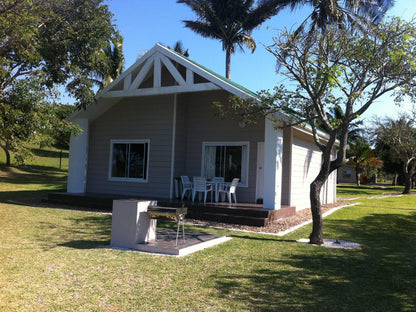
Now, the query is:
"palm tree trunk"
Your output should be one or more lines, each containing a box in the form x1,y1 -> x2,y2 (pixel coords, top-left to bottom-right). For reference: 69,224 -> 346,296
225,48 -> 231,79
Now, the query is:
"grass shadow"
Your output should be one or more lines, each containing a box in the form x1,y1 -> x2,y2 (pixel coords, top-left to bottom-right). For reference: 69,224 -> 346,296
36,214 -> 112,250
0,165 -> 67,190
212,209 -> 416,311
0,190 -> 65,203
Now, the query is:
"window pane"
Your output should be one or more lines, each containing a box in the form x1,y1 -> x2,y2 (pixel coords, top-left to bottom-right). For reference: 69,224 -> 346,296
224,146 -> 242,182
215,146 -> 225,178
129,143 -> 147,179
204,144 -> 244,183
112,144 -> 127,177
204,146 -> 217,179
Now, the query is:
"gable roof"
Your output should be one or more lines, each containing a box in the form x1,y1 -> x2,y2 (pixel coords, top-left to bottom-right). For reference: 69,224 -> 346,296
69,43 -> 259,121
67,44 -> 333,144
99,43 -> 258,99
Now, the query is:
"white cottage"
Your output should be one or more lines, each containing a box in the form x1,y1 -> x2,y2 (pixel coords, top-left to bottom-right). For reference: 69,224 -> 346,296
66,44 -> 336,213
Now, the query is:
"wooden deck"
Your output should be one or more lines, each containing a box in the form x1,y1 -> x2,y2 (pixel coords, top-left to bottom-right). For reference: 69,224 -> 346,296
47,192 -> 296,227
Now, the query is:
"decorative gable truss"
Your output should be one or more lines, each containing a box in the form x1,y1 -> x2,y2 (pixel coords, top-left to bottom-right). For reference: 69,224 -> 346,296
99,44 -> 222,99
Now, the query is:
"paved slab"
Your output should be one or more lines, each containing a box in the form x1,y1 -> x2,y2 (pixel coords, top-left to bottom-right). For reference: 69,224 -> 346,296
108,229 -> 231,256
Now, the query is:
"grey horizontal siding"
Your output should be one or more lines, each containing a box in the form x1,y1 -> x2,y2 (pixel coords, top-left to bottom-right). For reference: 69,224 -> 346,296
85,90 -> 265,203
178,90 -> 264,203
86,95 -> 174,198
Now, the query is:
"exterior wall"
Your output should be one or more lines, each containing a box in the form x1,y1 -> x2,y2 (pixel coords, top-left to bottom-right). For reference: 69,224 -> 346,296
173,95 -> 188,178
281,127 -> 292,206
290,129 -> 337,211
175,90 -> 265,203
86,95 -> 175,198
262,118 -> 283,210
85,90 -> 264,203
67,118 -> 89,193
337,165 -> 357,183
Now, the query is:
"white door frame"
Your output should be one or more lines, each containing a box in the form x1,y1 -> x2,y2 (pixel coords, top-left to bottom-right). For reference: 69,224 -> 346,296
255,142 -> 264,202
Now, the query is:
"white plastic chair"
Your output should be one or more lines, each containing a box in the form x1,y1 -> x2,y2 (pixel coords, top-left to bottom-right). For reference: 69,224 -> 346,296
192,177 -> 213,204
218,178 -> 239,204
212,177 -> 224,182
211,177 -> 224,202
180,176 -> 193,200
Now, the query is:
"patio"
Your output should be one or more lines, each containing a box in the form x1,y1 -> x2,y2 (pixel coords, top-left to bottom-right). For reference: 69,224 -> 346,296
46,192 -> 296,227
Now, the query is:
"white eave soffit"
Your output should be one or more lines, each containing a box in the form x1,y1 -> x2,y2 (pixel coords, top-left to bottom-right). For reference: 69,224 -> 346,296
97,44 -> 253,99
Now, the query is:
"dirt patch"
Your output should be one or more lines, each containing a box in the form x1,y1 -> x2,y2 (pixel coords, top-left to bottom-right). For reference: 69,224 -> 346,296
186,201 -> 355,234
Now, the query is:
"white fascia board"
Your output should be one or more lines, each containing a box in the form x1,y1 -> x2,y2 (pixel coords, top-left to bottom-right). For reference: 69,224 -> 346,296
97,46 -> 160,100
153,44 -> 257,100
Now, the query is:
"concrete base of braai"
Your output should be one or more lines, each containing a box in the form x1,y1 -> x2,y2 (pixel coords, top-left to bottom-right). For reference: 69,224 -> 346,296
110,199 -> 230,256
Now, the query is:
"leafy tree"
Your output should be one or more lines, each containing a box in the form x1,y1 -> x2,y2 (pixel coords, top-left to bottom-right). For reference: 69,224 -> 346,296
346,135 -> 373,185
374,140 -> 402,185
270,19 -> 416,244
0,76 -> 50,165
226,18 -> 416,244
177,0 -> 283,79
0,0 -> 115,165
39,104 -> 79,151
373,115 -> 416,194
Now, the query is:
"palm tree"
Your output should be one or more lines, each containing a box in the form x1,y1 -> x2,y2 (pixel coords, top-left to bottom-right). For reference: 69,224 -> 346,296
168,40 -> 190,57
94,31 -> 125,91
280,0 -> 394,35
177,0 -> 283,79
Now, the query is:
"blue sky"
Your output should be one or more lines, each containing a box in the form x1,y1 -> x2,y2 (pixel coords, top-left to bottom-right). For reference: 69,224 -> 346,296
104,0 -> 416,121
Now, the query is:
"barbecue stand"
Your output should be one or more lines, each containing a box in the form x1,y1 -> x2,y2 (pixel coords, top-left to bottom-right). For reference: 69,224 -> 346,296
147,206 -> 188,247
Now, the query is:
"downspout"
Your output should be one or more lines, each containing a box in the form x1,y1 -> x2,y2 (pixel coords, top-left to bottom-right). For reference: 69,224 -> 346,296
169,94 -> 177,199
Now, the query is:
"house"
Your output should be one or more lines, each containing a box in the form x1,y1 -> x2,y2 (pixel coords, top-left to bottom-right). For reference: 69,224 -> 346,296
337,165 -> 358,184
66,44 -> 337,212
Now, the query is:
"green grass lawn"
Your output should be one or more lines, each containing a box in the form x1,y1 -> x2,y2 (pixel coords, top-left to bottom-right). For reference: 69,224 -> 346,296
0,146 -> 69,171
337,183 -> 406,198
0,161 -> 415,311
0,146 -> 68,202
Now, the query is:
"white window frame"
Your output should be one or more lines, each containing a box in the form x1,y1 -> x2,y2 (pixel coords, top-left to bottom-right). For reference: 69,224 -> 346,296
201,141 -> 249,187
108,139 -> 150,183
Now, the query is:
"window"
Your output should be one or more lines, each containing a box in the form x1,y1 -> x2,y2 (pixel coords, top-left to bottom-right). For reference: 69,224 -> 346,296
109,140 -> 149,182
342,170 -> 352,179
203,142 -> 248,185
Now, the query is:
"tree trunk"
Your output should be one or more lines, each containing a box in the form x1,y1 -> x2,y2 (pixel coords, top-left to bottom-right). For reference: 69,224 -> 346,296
392,173 -> 398,186
225,48 -> 231,80
308,140 -> 338,245
403,167 -> 415,194
309,179 -> 325,245
0,142 -> 11,166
